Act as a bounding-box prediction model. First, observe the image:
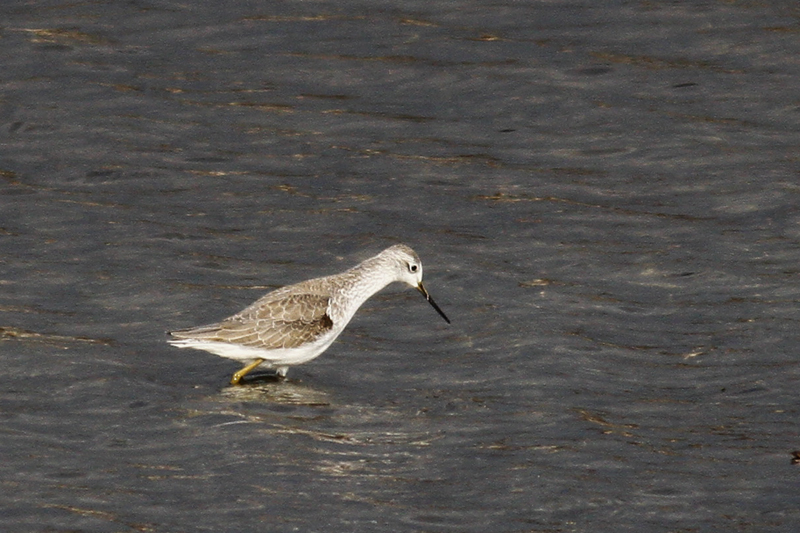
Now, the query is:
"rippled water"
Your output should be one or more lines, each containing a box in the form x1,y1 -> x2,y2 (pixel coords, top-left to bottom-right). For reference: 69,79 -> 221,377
1,1 -> 799,531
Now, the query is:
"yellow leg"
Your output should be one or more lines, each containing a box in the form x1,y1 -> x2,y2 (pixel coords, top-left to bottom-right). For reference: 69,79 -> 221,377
230,358 -> 265,385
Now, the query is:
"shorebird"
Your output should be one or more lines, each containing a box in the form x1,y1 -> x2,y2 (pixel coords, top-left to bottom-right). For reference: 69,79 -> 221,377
168,244 -> 450,384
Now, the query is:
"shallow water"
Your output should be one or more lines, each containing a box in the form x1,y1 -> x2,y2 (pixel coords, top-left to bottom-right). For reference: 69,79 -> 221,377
1,1 -> 799,531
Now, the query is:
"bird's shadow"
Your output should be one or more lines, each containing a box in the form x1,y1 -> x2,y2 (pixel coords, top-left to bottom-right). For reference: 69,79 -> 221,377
236,371 -> 286,385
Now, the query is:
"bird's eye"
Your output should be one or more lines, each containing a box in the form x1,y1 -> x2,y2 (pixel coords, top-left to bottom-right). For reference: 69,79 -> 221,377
408,263 -> 419,273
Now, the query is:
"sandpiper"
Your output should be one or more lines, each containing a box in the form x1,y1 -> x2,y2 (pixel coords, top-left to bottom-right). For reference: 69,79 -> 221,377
168,244 -> 450,384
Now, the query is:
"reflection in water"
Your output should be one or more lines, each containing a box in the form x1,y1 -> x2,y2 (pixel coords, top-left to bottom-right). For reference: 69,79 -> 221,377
202,381 -> 445,448
218,379 -> 332,406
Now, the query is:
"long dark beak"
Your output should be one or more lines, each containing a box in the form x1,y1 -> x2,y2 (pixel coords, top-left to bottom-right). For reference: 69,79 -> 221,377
417,282 -> 451,324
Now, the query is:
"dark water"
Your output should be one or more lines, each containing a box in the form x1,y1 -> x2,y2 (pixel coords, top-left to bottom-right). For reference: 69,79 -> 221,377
2,1 -> 799,531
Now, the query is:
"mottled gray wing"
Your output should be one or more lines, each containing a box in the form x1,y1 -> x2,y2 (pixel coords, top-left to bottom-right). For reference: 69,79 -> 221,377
171,293 -> 333,349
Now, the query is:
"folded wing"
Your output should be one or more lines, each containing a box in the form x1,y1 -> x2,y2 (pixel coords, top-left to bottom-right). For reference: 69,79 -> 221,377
170,293 -> 334,349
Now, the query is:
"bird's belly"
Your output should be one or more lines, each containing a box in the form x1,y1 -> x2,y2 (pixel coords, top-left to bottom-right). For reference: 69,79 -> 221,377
168,330 -> 340,366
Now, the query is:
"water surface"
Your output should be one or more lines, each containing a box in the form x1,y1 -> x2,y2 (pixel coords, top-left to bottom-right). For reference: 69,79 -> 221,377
1,1 -> 799,531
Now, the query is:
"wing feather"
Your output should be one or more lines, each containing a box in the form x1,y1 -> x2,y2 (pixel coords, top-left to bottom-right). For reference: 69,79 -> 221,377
170,293 -> 334,350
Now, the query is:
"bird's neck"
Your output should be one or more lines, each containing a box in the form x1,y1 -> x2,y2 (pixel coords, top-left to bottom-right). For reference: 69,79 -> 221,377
330,255 -> 397,321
